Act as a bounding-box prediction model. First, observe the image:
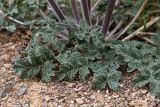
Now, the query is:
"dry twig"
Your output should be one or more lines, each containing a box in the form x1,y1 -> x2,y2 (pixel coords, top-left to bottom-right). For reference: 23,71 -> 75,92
0,9 -> 26,26
91,0 -> 101,12
138,36 -> 156,46
105,20 -> 123,40
122,16 -> 160,41
135,32 -> 157,36
116,0 -> 148,39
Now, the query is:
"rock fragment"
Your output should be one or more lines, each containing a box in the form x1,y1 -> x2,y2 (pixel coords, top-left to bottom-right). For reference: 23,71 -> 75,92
17,84 -> 28,96
76,98 -> 84,104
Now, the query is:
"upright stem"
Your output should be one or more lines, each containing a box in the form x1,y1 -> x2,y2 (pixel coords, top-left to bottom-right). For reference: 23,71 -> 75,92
87,0 -> 91,13
47,0 -> 65,21
81,0 -> 91,25
101,0 -> 116,35
70,0 -> 81,24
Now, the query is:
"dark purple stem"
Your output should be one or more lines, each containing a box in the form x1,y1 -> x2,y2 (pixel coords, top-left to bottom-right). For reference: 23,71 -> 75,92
70,0 -> 81,24
87,0 -> 91,13
81,0 -> 91,25
47,0 -> 65,21
101,0 -> 116,35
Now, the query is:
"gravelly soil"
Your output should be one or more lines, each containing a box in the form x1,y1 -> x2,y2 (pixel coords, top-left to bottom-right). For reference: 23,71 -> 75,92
0,33 -> 160,107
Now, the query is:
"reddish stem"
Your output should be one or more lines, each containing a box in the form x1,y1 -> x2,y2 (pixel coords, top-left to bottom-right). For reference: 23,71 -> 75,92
101,0 -> 116,35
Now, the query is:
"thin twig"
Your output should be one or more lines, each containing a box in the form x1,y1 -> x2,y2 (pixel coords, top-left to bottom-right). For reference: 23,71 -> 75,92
116,0 -> 148,39
135,32 -> 157,36
138,36 -> 156,46
105,20 -> 123,41
122,16 -> 160,41
91,0 -> 101,12
115,0 -> 120,6
0,9 -> 26,26
95,15 -> 100,26
135,32 -> 157,45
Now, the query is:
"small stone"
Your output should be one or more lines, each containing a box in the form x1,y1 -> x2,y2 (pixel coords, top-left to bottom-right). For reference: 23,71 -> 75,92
4,80 -> 16,92
7,93 -> 12,97
23,103 -> 30,107
0,89 -> 6,98
113,94 -> 119,98
140,89 -> 148,94
97,90 -> 100,93
81,104 -> 90,107
17,84 -> 28,96
13,101 -> 22,107
84,92 -> 87,95
71,100 -> 75,104
45,95 -> 51,102
90,95 -> 96,100
106,89 -> 109,95
67,83 -> 75,88
76,98 -> 84,104
11,56 -> 18,64
1,54 -> 9,62
118,102 -> 125,107
120,84 -> 123,87
23,101 -> 30,107
69,104 -> 75,107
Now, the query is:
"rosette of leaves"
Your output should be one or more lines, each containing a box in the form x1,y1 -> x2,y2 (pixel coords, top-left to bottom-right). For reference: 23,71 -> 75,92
14,18 -> 125,91
14,45 -> 55,82
111,38 -> 160,98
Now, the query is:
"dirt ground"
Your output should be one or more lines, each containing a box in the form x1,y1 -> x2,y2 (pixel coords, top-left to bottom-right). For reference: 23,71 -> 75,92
0,32 -> 160,107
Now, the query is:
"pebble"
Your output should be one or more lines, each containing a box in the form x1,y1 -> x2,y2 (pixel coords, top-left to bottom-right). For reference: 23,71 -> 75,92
140,89 -> 148,94
4,80 -> 16,92
23,103 -> 30,107
17,84 -> 28,96
11,56 -> 18,64
45,95 -> 51,102
70,100 -> 75,104
90,95 -> 96,100
0,89 -> 6,98
84,92 -> 87,95
67,83 -> 75,88
13,101 -> 22,107
23,101 -> 30,107
81,104 -> 90,107
118,102 -> 126,107
106,89 -> 109,95
76,98 -> 84,104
